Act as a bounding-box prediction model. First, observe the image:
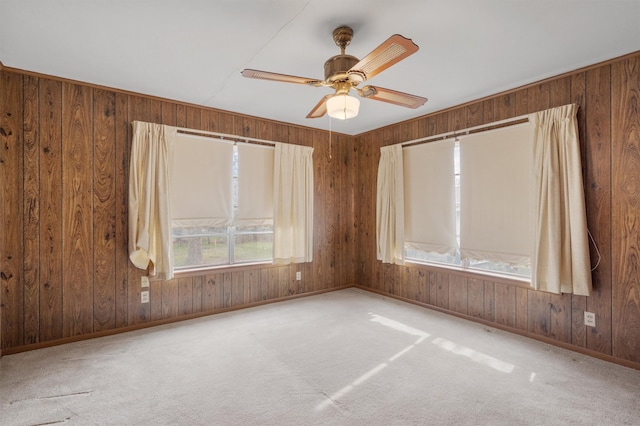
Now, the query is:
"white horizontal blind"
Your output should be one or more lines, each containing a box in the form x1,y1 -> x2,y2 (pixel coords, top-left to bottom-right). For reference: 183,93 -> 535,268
403,139 -> 457,256
171,133 -> 233,227
237,143 -> 274,226
459,123 -> 533,264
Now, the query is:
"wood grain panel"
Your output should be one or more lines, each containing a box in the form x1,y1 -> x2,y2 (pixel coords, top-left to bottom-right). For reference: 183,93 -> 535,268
161,279 -> 179,319
549,77 -> 571,108
0,71 -> 25,349
449,275 -> 467,314
23,75 -> 40,344
611,56 -> 640,363
585,65 -> 613,354
549,293 -> 571,343
62,82 -> 94,337
38,78 -> 64,342
192,276 -> 203,314
528,290 -> 550,337
467,278 -> 483,319
494,283 -> 515,328
92,89 -> 117,332
466,102 -> 484,128
483,281 -> 495,322
435,272 -> 449,309
178,277 -> 193,315
232,271 -> 245,306
515,287 -> 528,331
494,94 -> 515,121
114,92 -> 129,328
223,272 -> 232,308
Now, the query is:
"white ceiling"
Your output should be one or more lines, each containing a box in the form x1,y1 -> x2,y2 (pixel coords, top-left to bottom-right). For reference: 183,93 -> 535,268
1,1 -> 638,135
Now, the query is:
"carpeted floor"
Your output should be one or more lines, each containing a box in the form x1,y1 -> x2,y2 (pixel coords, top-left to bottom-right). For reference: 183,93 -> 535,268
1,288 -> 639,425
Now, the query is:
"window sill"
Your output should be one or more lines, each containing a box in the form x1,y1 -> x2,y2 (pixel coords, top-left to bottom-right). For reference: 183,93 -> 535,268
403,259 -> 532,288
171,261 -> 275,279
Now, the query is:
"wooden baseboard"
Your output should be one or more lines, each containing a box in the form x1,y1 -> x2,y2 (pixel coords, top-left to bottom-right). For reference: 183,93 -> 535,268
0,285 -> 351,357
354,285 -> 640,372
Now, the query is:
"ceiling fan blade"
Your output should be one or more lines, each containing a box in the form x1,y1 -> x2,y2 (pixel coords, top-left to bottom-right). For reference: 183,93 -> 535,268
360,86 -> 428,109
306,95 -> 332,119
348,34 -> 419,81
241,69 -> 322,86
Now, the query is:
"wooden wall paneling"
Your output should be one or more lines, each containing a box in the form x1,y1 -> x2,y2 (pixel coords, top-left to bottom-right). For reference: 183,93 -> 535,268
435,272 -> 449,309
245,269 -> 260,304
449,274 -> 468,315
585,65 -> 613,354
467,278 -> 484,319
428,271 -> 438,305
218,111 -> 235,134
231,271 -> 244,306
528,82 -> 550,113
550,77 -> 571,108
278,265 -> 292,297
611,56 -> 640,363
346,135 -> 359,286
494,94 -> 515,121
483,281 -> 495,322
149,279 -> 163,321
23,75 -> 40,344
151,99 -> 162,124
527,289 -> 550,337
192,276 -> 203,314
178,277 -> 193,315
549,293 -> 571,343
1,71 -> 25,349
127,95 -> 151,324
92,89 -> 117,332
61,82 -> 94,337
202,108 -> 218,132
258,268 -> 270,302
570,70 -> 588,348
312,130 -> 327,289
114,92 -> 129,328
494,283 -> 516,328
466,102 -> 484,128
186,105 -> 201,130
223,272 -> 232,308
515,287 -> 528,331
201,273 -> 216,311
161,279 -> 179,319
38,78 -> 64,341
482,98 -> 495,123
176,104 -> 186,128
515,88 -> 529,116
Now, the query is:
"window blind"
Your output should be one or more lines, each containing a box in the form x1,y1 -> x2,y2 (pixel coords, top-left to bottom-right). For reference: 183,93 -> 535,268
237,143 -> 274,226
171,133 -> 233,227
459,123 -> 533,265
403,139 -> 457,256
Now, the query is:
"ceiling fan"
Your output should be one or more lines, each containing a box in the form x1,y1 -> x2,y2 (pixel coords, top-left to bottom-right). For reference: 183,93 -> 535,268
241,26 -> 428,120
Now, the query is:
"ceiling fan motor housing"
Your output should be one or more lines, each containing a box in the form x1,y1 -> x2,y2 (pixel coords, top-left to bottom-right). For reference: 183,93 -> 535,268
324,55 -> 359,82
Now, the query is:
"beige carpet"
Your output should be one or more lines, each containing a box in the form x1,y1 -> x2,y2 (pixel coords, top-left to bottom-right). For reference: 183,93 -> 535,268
1,288 -> 639,425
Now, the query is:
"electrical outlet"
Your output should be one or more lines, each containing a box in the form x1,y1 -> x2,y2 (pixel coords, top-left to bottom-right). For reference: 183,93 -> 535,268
584,311 -> 596,327
141,276 -> 150,288
296,271 -> 301,281
141,290 -> 149,304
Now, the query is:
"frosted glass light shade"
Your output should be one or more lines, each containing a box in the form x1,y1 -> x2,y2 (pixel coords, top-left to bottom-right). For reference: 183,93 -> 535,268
326,94 -> 360,120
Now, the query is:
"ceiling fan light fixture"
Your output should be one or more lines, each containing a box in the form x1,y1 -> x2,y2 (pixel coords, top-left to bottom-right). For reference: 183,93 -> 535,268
326,94 -> 360,120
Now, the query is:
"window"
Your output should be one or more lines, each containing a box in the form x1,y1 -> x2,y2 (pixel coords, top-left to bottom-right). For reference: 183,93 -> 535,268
404,124 -> 532,280
171,133 -> 274,271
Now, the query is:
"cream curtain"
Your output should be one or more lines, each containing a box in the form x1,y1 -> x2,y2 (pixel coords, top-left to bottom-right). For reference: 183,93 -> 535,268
531,104 -> 592,296
128,121 -> 176,279
273,143 -> 314,264
404,139 -> 457,256
376,145 -> 405,265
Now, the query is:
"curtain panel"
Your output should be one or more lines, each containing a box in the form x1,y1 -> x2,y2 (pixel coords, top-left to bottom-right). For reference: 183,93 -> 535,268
376,145 -> 405,265
128,121 -> 177,280
273,143 -> 314,264
530,104 -> 592,296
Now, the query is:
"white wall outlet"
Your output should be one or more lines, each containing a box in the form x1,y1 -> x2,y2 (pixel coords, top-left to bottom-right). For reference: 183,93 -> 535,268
584,311 -> 596,327
296,271 -> 301,281
141,276 -> 150,288
141,290 -> 149,304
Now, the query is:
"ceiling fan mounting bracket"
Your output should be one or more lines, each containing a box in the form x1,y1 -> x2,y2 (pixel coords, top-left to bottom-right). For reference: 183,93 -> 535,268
332,26 -> 353,52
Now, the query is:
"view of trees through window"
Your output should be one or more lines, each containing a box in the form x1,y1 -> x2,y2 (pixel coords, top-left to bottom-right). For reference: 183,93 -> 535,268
173,145 -> 273,270
404,141 -> 531,280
